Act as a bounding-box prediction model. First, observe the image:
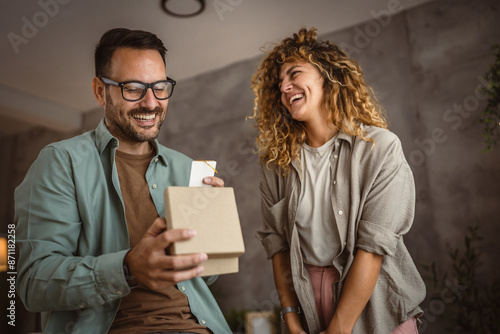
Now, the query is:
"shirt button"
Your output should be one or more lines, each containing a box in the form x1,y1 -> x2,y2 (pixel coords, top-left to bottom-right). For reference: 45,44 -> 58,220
79,304 -> 85,309
344,242 -> 347,246
154,157 -> 159,163
201,320 -> 206,324
181,286 -> 186,291
152,184 -> 157,189
117,290 -> 123,296
338,210 -> 343,215
334,154 -> 338,159
333,180 -> 337,185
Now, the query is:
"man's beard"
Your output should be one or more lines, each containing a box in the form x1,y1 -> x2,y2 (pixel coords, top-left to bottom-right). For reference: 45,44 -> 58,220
104,90 -> 166,143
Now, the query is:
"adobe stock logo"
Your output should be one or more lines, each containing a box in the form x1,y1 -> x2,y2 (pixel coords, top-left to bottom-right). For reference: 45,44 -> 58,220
7,0 -> 71,54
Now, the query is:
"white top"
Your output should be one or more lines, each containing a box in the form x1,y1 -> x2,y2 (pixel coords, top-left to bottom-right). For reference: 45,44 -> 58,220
296,135 -> 341,266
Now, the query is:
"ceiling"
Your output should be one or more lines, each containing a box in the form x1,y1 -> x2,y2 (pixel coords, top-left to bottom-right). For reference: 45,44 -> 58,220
0,0 -> 433,136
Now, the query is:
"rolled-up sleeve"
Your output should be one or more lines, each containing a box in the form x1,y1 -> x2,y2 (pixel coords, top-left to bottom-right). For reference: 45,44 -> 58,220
15,146 -> 129,312
356,137 -> 416,256
256,164 -> 289,259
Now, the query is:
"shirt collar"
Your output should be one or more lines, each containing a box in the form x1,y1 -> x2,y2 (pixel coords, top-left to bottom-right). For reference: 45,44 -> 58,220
149,140 -> 168,166
336,121 -> 371,147
95,118 -> 168,166
337,130 -> 354,147
95,119 -> 117,154
290,125 -> 357,174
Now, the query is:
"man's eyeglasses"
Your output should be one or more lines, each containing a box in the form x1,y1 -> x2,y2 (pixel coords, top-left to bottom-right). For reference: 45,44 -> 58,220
100,77 -> 176,101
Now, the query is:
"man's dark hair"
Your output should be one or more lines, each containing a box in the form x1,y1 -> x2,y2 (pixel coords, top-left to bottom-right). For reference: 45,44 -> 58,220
94,28 -> 167,77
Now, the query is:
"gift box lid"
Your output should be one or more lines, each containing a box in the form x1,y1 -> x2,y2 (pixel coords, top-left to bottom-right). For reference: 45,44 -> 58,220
164,186 -> 245,257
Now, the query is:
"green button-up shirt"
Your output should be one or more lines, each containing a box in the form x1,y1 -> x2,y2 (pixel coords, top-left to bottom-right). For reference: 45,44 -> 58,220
15,119 -> 231,334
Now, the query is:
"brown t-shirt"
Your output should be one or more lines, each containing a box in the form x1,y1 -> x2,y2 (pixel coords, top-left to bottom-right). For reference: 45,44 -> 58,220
108,147 -> 211,334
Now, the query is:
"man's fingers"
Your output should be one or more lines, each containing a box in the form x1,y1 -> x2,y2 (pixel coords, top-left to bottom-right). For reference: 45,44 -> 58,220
144,254 -> 207,289
150,265 -> 205,288
144,217 -> 168,238
164,265 -> 205,283
203,176 -> 224,187
153,228 -> 196,250
159,252 -> 208,271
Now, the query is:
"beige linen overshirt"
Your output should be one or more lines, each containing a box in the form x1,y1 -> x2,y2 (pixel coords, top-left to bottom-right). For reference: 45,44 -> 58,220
257,126 -> 425,334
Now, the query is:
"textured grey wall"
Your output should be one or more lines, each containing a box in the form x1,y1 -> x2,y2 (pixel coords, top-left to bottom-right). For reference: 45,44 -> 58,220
2,0 -> 499,332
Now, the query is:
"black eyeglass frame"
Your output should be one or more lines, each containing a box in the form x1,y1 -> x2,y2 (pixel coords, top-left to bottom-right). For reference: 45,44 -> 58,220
100,77 -> 176,101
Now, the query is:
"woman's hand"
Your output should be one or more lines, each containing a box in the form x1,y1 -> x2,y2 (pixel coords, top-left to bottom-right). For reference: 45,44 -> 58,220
283,312 -> 307,334
292,330 -> 308,334
319,321 -> 350,334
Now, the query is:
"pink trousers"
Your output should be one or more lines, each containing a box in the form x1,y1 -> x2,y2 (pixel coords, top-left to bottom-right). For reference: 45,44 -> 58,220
305,264 -> 418,333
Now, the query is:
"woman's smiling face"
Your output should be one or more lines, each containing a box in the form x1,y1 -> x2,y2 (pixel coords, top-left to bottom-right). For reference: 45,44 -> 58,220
279,60 -> 325,123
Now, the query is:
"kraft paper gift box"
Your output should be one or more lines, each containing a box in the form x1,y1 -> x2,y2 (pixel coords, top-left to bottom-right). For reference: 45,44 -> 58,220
164,186 -> 245,276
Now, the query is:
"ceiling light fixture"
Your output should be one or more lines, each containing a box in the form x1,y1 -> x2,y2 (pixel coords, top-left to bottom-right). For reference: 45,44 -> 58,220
161,0 -> 205,18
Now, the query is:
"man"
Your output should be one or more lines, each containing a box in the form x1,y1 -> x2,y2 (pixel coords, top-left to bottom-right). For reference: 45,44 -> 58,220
15,28 -> 232,334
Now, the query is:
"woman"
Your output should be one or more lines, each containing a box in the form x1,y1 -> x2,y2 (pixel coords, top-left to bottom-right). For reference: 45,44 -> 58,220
251,28 -> 425,334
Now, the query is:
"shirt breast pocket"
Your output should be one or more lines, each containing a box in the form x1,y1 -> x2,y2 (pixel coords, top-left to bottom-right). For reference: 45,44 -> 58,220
267,197 -> 291,239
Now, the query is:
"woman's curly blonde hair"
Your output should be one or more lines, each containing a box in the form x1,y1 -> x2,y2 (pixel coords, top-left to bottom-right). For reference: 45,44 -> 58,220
250,27 -> 388,174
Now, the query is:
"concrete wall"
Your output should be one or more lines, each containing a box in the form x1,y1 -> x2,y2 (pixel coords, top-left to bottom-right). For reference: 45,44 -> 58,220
1,0 -> 499,332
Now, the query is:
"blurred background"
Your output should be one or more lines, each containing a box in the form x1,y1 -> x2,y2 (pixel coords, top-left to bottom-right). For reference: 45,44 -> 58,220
1,0 -> 499,333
